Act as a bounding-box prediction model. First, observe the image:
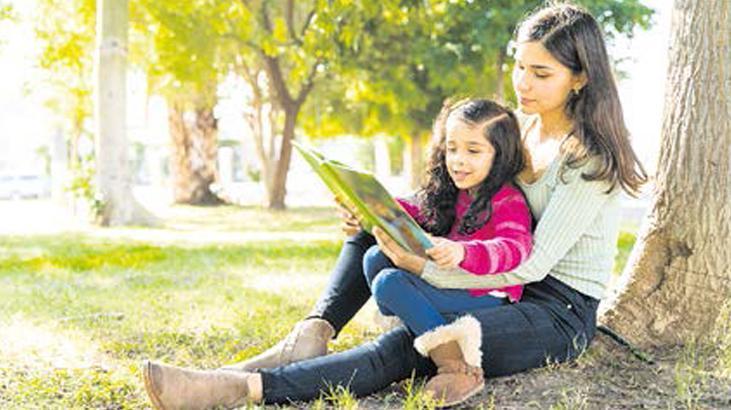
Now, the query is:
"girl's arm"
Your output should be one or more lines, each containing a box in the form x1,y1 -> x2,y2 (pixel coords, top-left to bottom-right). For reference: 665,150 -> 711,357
457,188 -> 533,275
395,196 -> 423,224
421,163 -> 613,289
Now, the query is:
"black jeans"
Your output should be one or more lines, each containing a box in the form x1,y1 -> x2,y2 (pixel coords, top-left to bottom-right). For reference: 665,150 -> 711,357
260,231 -> 599,404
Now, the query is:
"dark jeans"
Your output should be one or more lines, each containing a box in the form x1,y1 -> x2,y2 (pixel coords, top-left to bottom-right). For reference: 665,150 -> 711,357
261,231 -> 599,404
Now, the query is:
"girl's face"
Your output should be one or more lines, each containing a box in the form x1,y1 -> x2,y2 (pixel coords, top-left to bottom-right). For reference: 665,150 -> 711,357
512,41 -> 586,117
445,115 -> 495,192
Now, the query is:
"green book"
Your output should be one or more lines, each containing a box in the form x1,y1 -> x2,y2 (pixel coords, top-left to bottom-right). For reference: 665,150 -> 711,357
293,141 -> 433,258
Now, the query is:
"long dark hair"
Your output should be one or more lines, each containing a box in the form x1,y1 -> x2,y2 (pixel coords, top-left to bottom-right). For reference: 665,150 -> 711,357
418,99 -> 525,236
517,3 -> 647,195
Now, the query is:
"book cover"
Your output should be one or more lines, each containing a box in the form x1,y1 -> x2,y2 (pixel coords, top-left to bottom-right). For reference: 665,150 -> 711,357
294,142 -> 433,257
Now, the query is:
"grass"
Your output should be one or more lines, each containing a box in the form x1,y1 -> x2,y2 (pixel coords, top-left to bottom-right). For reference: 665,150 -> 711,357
0,205 -> 349,409
0,203 -> 727,409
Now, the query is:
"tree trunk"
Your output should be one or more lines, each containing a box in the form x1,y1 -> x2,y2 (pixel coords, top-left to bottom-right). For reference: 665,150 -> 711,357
407,131 -> 426,189
167,101 -> 222,205
94,0 -> 153,226
265,105 -> 298,209
601,0 -> 731,348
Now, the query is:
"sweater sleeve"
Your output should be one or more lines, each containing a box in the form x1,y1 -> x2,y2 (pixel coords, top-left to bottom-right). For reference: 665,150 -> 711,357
395,196 -> 424,225
457,188 -> 533,275
421,163 -> 612,289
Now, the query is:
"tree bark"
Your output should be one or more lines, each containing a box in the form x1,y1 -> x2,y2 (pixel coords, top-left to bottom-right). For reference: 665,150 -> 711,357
94,0 -> 154,226
238,0 -> 318,209
407,131 -> 427,189
601,0 -> 731,348
260,104 -> 295,209
167,101 -> 222,205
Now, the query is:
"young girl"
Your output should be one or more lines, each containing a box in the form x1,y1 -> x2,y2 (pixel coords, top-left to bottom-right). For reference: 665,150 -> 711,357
363,98 -> 532,406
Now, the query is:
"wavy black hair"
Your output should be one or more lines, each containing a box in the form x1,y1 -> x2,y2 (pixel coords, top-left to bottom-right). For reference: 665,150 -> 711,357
516,3 -> 647,195
417,99 -> 525,236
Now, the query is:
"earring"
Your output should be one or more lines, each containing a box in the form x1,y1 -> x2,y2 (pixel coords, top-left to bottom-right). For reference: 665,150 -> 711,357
572,87 -> 581,96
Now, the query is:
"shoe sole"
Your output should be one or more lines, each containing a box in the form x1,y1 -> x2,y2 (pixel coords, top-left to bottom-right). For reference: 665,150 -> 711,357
142,360 -> 166,410
437,381 -> 485,408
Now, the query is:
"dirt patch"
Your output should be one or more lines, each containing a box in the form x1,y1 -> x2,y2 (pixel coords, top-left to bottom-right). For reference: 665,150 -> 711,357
355,333 -> 731,409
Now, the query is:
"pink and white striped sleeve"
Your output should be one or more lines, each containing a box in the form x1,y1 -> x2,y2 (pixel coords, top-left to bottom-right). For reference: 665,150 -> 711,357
458,187 -> 533,275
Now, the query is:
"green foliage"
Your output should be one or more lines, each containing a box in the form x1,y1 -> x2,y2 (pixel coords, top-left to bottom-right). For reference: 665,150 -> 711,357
302,0 -> 654,141
0,1 -> 15,21
65,155 -> 105,220
34,0 -> 95,150
131,0 -> 226,107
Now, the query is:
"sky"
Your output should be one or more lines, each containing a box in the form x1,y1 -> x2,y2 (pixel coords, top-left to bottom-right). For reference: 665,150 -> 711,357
0,0 -> 671,176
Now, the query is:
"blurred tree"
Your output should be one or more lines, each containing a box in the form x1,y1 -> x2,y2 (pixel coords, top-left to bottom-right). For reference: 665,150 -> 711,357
95,0 -> 154,225
35,0 -> 95,177
219,0 -> 367,209
132,1 -> 226,205
603,0 -> 731,348
0,1 -> 13,23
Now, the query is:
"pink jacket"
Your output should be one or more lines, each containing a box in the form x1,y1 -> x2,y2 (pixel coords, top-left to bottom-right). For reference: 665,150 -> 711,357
397,185 -> 532,302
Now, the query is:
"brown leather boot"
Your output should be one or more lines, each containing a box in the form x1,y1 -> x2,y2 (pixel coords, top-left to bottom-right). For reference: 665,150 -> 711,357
413,315 -> 485,408
142,360 -> 258,410
221,318 -> 335,372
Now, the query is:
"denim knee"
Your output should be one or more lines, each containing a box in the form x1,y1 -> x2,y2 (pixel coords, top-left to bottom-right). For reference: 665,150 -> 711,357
363,245 -> 391,287
371,268 -> 410,306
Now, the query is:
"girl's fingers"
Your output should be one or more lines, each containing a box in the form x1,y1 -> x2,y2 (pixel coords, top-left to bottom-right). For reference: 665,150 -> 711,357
426,246 -> 448,259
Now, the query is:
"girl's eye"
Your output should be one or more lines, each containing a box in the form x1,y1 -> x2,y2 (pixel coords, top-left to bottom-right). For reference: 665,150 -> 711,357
535,72 -> 549,79
468,149 -> 481,154
446,147 -> 457,153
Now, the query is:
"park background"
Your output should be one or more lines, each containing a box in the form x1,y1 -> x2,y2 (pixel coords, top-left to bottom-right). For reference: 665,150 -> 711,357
1,0 -> 729,409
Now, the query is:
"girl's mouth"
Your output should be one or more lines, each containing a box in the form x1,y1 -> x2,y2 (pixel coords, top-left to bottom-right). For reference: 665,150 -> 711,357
452,171 -> 470,181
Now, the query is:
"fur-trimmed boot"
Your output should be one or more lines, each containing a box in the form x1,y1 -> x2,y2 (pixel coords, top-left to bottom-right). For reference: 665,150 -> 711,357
142,360 -> 260,410
221,318 -> 335,372
413,315 -> 485,408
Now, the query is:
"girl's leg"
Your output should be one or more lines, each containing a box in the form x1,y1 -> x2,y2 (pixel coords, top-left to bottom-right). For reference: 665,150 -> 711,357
370,268 -> 504,336
362,245 -> 395,289
362,245 -> 401,316
370,269 -> 499,406
259,326 -> 435,404
307,230 -> 376,334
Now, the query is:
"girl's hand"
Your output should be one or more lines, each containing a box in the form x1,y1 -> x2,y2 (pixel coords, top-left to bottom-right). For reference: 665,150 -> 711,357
372,227 -> 427,275
425,237 -> 465,269
334,196 -> 362,236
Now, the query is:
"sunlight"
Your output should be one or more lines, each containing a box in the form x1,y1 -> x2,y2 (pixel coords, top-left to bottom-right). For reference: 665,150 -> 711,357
0,315 -> 108,371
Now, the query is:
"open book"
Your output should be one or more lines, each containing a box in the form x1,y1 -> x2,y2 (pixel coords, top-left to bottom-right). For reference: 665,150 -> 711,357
294,141 -> 433,257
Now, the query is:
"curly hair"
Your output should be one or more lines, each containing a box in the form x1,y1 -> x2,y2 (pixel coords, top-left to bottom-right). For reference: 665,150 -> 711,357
417,99 -> 525,236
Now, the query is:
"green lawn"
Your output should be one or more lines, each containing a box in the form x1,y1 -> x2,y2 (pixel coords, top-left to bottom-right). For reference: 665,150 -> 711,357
0,204 -> 639,409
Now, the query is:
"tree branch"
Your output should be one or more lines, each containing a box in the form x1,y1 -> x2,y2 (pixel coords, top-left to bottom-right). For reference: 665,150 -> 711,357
260,0 -> 272,32
300,9 -> 315,38
236,0 -> 253,14
260,51 -> 293,108
285,1 -> 316,46
285,0 -> 299,43
295,59 -> 320,106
